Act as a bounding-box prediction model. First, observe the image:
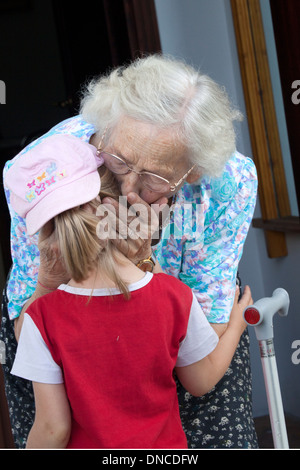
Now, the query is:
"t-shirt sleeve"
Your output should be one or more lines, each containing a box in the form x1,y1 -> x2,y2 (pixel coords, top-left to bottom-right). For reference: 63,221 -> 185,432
11,313 -> 63,384
176,293 -> 219,367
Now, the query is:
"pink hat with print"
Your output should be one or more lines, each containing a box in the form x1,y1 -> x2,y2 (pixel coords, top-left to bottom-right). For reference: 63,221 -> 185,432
5,134 -> 104,235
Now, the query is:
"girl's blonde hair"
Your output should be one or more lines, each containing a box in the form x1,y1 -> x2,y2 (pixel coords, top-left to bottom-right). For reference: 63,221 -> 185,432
54,167 -> 130,299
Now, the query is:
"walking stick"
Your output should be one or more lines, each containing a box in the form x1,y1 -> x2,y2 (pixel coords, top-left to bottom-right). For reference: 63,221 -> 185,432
243,288 -> 290,449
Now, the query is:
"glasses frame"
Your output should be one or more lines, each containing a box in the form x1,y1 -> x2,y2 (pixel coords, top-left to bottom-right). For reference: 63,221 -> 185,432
96,129 -> 196,193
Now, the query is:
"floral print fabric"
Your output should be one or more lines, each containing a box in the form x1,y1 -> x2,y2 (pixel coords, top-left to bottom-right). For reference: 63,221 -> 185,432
1,287 -> 258,449
154,148 -> 257,323
3,115 -> 258,324
1,115 -> 258,449
1,287 -> 34,449
3,116 -> 95,321
177,330 -> 258,448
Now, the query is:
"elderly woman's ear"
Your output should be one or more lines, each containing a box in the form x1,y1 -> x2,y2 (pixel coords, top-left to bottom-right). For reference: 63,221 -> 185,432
186,168 -> 202,184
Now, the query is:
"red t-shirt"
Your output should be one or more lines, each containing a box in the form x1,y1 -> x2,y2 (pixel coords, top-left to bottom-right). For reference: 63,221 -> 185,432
27,273 -> 194,448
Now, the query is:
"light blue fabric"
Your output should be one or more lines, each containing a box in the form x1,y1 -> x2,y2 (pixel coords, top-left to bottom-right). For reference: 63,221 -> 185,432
3,115 -> 257,323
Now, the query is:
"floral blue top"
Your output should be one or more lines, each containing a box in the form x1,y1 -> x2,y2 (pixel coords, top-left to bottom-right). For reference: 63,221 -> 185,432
3,115 -> 257,323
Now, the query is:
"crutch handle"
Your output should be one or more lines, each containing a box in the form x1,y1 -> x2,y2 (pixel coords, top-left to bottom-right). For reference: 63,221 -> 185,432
244,288 -> 290,448
243,288 -> 290,341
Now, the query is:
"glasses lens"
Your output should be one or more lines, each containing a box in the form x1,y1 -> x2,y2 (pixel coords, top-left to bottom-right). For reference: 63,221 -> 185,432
141,174 -> 170,193
100,152 -> 171,193
101,152 -> 130,175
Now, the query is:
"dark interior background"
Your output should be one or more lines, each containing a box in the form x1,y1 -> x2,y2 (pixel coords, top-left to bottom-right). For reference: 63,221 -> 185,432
0,0 -> 161,279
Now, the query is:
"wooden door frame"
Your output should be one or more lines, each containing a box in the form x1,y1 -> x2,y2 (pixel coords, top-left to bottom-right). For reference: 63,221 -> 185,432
231,0 -> 300,258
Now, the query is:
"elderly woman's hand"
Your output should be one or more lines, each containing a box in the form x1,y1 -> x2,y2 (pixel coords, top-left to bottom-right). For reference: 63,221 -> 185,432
101,192 -> 168,265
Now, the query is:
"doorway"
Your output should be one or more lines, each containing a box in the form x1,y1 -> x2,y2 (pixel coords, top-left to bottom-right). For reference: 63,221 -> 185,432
0,0 -> 161,448
0,0 -> 161,281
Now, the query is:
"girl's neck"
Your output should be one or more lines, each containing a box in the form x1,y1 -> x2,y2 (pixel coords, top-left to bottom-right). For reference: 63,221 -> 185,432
67,254 -> 146,290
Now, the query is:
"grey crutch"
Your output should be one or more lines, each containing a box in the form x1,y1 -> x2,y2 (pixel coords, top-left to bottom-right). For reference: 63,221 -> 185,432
243,288 -> 290,449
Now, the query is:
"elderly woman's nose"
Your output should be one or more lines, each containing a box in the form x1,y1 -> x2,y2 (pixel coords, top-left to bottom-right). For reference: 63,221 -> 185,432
120,172 -> 141,195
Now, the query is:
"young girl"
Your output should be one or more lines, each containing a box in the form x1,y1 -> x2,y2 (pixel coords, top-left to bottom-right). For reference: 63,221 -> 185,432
6,135 -> 251,449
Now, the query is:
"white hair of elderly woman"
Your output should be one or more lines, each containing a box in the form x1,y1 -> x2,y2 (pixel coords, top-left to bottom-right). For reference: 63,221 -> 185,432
80,54 -> 243,177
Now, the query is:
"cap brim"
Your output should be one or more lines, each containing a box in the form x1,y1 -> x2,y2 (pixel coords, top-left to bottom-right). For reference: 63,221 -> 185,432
26,172 -> 101,235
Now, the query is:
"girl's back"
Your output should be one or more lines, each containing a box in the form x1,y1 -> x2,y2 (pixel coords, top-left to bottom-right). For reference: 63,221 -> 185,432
17,272 -> 217,448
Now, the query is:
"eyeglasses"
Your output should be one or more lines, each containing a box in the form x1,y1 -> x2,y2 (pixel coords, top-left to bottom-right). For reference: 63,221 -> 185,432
98,151 -> 195,193
96,129 -> 195,193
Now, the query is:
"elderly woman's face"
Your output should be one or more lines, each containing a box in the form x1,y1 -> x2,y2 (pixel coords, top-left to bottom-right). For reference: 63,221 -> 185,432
102,118 -> 198,204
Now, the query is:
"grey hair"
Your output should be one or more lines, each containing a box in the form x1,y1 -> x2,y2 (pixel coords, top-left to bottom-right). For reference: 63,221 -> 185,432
80,54 -> 242,177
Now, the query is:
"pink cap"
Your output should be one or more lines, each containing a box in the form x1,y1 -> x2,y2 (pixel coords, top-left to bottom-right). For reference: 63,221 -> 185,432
5,134 -> 104,235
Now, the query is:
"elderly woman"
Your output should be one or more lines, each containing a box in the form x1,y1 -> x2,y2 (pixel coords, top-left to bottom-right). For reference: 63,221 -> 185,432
1,54 -> 258,448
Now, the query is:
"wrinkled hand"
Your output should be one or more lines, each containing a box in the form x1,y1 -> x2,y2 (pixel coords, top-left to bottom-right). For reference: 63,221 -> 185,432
37,220 -> 70,290
101,192 -> 169,264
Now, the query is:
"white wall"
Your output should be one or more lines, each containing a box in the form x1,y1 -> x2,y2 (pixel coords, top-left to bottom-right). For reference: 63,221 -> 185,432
155,0 -> 300,419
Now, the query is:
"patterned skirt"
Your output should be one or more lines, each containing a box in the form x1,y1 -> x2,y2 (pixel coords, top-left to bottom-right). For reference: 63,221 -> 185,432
1,283 -> 258,449
177,329 -> 259,448
1,286 -> 34,449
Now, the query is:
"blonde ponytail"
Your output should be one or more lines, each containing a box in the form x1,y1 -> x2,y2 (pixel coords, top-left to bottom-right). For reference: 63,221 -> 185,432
54,168 -> 130,299
54,205 -> 101,283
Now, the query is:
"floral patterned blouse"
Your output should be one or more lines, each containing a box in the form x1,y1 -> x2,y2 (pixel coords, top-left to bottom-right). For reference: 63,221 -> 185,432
3,115 -> 257,323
